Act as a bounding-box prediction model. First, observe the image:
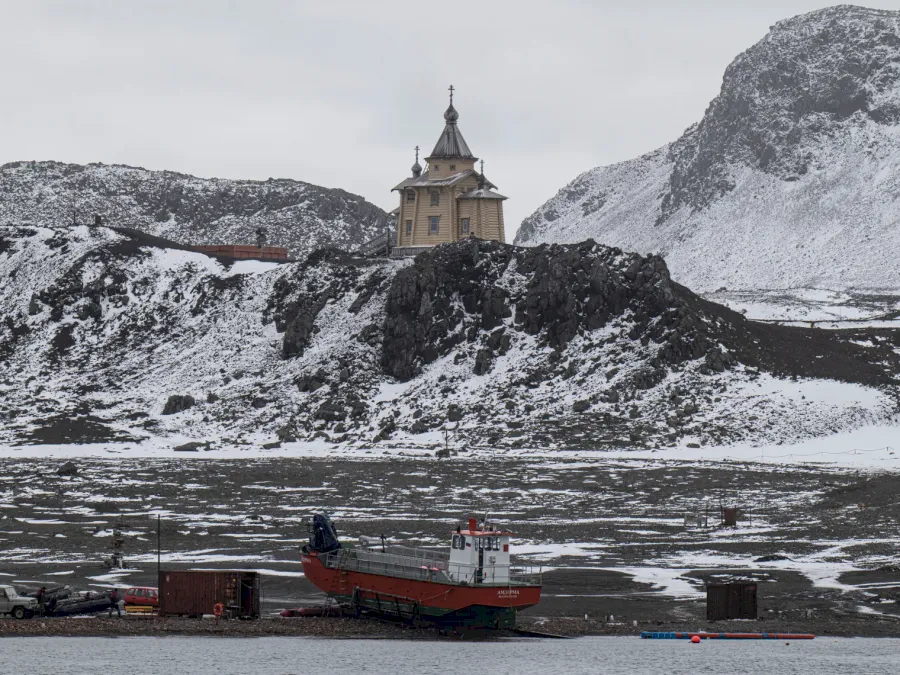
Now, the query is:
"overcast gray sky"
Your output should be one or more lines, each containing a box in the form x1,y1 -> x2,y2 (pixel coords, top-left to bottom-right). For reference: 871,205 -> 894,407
2,1 -> 896,237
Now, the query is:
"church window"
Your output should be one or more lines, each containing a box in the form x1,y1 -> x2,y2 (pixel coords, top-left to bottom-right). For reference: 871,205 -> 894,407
433,165 -> 439,171
461,218 -> 470,234
405,220 -> 412,235
429,216 -> 439,234
406,191 -> 415,202
431,192 -> 440,206
450,164 -> 456,171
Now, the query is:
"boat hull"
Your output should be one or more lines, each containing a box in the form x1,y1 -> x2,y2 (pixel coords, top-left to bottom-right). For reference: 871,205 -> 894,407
300,551 -> 541,629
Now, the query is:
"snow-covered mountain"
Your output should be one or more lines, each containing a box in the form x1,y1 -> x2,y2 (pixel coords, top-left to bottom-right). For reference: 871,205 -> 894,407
1,223 -> 896,451
516,6 -> 900,293
0,161 -> 388,258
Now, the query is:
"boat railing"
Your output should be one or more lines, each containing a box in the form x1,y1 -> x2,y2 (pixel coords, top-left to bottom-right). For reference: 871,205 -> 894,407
321,548 -> 542,586
322,548 -> 449,583
507,566 -> 543,586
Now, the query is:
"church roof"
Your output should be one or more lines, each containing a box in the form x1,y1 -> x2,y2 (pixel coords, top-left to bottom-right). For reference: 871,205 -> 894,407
458,187 -> 507,200
392,169 -> 496,192
426,103 -> 476,160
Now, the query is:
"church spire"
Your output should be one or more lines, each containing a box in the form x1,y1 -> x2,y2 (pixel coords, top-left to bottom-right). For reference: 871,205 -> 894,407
428,85 -> 474,160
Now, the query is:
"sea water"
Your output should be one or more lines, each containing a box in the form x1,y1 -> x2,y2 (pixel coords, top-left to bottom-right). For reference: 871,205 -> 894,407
1,636 -> 897,674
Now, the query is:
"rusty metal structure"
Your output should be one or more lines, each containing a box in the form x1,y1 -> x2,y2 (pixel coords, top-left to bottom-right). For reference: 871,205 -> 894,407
706,582 -> 758,621
103,521 -> 126,569
158,570 -> 261,618
722,507 -> 741,528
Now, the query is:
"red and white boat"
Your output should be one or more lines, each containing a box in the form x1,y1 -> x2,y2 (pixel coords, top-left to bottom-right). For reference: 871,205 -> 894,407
299,514 -> 541,629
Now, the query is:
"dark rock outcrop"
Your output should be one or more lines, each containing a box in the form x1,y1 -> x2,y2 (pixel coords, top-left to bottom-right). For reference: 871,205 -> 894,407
382,239 -> 725,382
162,395 -> 196,415
56,461 -> 78,476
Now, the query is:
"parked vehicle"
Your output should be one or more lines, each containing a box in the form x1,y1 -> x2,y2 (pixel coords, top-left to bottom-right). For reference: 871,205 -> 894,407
124,587 -> 159,607
0,585 -> 38,619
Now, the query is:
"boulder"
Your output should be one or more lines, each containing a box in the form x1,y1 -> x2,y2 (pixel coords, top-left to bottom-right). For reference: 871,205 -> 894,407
315,399 -> 346,422
374,419 -> 397,441
173,441 -> 204,452
56,461 -> 78,477
162,395 -> 196,415
473,348 -> 493,376
573,399 -> 590,413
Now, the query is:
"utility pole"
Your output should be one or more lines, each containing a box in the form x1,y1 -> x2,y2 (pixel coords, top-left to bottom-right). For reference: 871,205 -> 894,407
157,514 -> 161,579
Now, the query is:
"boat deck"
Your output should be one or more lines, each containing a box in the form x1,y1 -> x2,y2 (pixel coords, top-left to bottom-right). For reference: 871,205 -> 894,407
319,546 -> 541,587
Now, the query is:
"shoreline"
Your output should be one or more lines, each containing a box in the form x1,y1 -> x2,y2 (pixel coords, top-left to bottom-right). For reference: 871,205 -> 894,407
1,615 -> 898,639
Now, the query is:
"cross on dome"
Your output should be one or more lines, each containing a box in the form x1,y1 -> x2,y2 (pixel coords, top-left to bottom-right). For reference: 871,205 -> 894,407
411,145 -> 422,177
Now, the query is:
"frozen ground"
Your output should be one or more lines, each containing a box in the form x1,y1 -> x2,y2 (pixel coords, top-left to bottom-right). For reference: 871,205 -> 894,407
1,448 -> 898,624
703,288 -> 900,329
1,422 -> 897,468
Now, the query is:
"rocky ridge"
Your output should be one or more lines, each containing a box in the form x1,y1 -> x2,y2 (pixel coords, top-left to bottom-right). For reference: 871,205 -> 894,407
0,160 -> 388,258
516,6 -> 900,292
0,224 -> 897,451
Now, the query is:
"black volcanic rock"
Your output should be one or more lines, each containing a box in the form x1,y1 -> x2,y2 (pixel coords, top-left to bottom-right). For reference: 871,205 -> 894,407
2,225 -> 898,450
163,395 -> 196,415
382,239 -> 725,382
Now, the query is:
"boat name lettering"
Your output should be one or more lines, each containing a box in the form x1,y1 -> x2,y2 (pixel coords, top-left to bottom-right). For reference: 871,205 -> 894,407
497,589 -> 519,597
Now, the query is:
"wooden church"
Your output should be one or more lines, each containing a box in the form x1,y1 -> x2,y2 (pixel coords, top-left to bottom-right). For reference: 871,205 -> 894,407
391,86 -> 507,254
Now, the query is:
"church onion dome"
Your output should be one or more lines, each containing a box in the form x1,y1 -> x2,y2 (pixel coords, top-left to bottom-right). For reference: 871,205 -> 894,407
411,160 -> 422,177
444,103 -> 459,123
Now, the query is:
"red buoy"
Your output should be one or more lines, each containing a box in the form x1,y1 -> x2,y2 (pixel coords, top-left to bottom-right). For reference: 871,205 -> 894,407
691,635 -> 701,643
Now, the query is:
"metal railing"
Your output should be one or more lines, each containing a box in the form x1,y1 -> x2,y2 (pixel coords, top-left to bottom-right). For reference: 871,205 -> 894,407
389,245 -> 432,259
358,233 -> 390,257
321,547 -> 541,587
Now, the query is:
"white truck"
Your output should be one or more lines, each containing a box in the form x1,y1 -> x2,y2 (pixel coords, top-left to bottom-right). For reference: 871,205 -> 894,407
0,585 -> 38,619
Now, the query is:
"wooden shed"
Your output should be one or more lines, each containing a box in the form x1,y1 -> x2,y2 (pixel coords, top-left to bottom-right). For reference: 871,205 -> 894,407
706,581 -> 757,621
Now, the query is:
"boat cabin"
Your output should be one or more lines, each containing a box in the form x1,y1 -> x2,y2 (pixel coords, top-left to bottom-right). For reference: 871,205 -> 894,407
448,518 -> 512,584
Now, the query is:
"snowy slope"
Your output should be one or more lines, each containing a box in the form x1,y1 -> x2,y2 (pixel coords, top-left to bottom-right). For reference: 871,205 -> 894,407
1,224 -> 897,452
516,6 -> 900,293
0,160 -> 388,259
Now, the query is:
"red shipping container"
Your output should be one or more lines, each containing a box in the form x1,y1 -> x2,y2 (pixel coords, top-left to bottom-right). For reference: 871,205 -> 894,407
158,570 -> 261,618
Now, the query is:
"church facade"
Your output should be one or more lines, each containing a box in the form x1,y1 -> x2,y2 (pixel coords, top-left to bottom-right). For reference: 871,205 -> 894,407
392,88 -> 507,251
